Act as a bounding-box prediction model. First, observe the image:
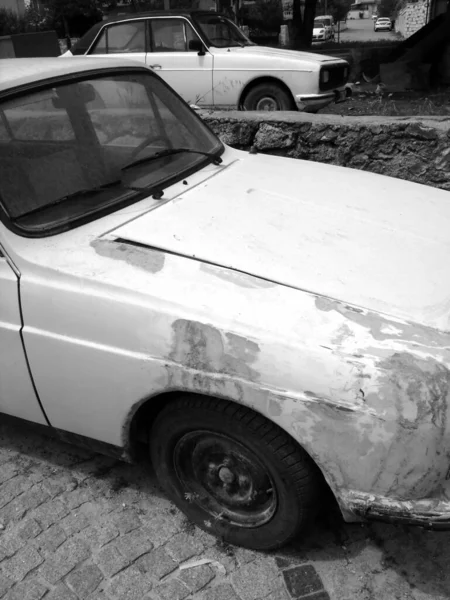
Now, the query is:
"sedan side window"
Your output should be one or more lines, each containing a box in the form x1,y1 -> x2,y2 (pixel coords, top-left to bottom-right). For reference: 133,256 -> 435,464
150,19 -> 201,52
91,21 -> 146,54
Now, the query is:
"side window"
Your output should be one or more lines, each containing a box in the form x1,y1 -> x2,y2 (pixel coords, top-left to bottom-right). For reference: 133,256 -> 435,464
3,92 -> 74,141
91,21 -> 146,54
151,19 -> 200,52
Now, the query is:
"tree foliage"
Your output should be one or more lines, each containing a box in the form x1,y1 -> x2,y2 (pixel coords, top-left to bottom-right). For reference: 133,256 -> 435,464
241,0 -> 284,32
378,0 -> 398,17
328,0 -> 352,22
43,0 -> 103,37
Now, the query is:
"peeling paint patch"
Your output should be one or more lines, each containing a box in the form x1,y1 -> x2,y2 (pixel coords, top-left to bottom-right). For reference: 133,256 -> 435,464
378,352 -> 450,431
91,239 -> 165,274
268,397 -> 282,417
331,323 -> 354,345
315,294 -> 450,348
169,320 -> 260,382
200,263 -> 275,288
315,296 -> 336,312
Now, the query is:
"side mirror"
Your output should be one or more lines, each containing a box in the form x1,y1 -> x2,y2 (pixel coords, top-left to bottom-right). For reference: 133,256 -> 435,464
189,39 -> 206,56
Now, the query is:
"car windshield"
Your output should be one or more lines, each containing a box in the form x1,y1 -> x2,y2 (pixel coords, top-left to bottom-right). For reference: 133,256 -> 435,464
314,22 -> 325,27
194,14 -> 254,47
0,69 -> 223,235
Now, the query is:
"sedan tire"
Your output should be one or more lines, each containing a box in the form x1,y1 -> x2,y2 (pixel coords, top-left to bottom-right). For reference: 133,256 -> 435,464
150,396 -> 321,550
242,83 -> 295,111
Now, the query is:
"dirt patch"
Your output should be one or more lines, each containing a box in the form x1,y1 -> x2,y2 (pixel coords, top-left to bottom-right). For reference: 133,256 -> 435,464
322,86 -> 450,117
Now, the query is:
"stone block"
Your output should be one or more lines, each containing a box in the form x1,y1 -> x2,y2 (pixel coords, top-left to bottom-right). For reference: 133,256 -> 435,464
282,565 -> 324,598
136,547 -> 177,580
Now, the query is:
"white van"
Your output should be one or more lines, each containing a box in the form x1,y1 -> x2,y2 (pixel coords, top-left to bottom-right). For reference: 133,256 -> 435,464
314,14 -> 335,39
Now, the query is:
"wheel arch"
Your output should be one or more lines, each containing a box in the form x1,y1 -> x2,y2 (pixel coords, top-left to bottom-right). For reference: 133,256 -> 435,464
238,76 -> 297,110
127,389 -> 339,509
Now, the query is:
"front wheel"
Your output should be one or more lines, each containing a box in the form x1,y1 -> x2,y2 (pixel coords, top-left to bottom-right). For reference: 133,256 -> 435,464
241,83 -> 295,111
150,396 -> 321,550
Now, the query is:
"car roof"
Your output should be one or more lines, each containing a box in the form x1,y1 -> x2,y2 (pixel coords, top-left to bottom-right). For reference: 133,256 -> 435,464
101,9 -> 223,22
72,10 -> 227,55
0,57 -> 151,93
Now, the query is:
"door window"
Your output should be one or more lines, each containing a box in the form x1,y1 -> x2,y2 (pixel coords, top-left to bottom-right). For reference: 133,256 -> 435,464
150,19 -> 201,52
91,21 -> 146,54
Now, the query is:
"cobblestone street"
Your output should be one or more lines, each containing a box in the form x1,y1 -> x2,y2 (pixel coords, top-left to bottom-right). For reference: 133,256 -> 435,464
1,417 -> 450,600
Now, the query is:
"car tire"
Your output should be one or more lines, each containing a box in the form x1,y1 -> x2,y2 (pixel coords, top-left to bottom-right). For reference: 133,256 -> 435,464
241,83 -> 295,111
150,396 -> 321,550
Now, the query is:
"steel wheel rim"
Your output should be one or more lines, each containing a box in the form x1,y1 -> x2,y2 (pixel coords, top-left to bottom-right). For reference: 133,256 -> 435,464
173,431 -> 277,528
255,96 -> 279,111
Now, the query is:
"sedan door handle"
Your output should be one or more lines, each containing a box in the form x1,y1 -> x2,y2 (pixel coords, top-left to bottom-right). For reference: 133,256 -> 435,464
150,64 -> 162,69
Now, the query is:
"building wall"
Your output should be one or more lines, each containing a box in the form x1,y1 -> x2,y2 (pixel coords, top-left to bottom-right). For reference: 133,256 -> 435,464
0,0 -> 26,14
395,0 -> 428,38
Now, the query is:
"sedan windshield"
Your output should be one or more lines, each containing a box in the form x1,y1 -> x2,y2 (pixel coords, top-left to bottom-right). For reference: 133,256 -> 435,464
0,69 -> 222,235
194,14 -> 254,48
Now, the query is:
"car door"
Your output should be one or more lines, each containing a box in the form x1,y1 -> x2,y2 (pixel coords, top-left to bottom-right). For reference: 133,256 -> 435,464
0,245 -> 47,425
146,17 -> 214,107
89,19 -> 147,65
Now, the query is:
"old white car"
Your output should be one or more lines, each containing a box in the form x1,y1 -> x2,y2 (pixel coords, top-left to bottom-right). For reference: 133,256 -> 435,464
62,10 -> 349,113
1,57 -> 450,551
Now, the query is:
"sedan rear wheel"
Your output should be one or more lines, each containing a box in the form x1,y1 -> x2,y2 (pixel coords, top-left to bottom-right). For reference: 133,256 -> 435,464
150,396 -> 321,550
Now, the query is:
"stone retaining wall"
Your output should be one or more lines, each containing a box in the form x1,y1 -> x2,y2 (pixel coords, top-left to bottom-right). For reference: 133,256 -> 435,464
395,0 -> 428,38
201,111 -> 450,191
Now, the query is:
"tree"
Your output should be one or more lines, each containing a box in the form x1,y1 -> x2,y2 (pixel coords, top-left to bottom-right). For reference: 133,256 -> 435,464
378,0 -> 397,17
44,0 -> 103,39
288,0 -> 318,48
241,0 -> 283,33
328,0 -> 352,22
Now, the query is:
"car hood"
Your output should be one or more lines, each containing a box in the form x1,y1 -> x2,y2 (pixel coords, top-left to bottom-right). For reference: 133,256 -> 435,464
219,45 -> 342,64
110,151 -> 450,330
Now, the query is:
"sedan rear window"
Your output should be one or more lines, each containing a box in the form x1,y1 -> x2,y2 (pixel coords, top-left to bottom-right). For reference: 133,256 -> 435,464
0,69 -> 222,235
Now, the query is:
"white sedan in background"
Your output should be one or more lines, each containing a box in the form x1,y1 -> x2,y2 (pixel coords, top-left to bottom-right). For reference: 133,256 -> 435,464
374,17 -> 393,31
62,9 -> 349,113
2,57 -> 450,552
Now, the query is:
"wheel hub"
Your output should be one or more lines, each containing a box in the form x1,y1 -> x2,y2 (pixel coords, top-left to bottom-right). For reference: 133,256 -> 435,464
218,466 -> 235,484
255,96 -> 279,111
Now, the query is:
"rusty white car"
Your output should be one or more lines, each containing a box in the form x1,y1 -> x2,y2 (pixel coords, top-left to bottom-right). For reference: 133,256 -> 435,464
62,10 -> 349,113
1,57 -> 450,551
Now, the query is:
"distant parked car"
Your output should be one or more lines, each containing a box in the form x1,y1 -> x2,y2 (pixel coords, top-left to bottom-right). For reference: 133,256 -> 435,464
374,17 -> 392,31
314,14 -> 335,40
312,21 -> 328,42
62,9 -> 349,113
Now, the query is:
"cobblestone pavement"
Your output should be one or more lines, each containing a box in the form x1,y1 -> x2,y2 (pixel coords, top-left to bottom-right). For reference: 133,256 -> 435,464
1,417 -> 450,600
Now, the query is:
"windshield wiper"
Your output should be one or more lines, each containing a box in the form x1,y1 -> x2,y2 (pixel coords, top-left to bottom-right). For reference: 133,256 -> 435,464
122,148 -> 223,172
14,179 -> 142,220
